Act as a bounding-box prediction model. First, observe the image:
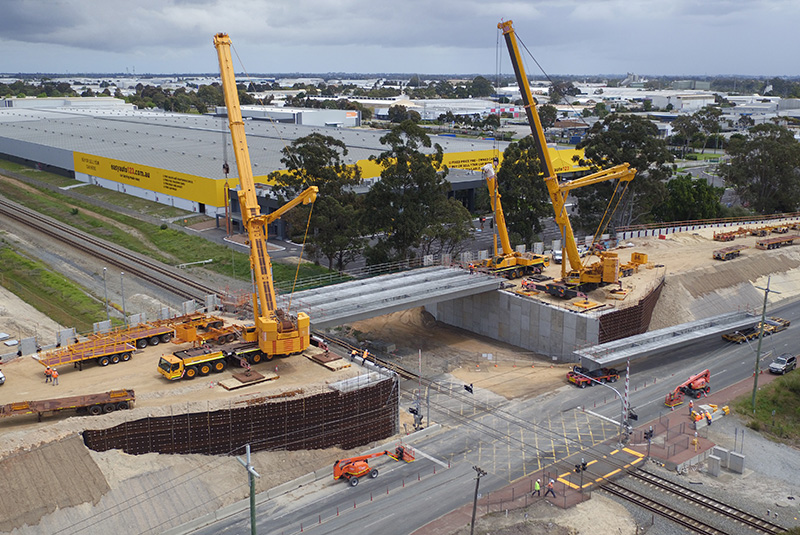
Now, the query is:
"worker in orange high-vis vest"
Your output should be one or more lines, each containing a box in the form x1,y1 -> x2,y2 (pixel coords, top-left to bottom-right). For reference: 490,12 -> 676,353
688,399 -> 693,416
44,366 -> 52,383
51,368 -> 59,386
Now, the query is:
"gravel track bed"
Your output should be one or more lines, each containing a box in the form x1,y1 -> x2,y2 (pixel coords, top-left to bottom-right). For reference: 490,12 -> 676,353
601,413 -> 800,535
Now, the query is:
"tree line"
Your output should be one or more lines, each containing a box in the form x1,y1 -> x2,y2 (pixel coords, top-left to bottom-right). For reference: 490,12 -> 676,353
266,111 -> 800,271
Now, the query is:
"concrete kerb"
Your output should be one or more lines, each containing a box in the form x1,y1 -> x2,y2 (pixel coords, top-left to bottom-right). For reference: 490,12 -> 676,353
164,424 -> 443,535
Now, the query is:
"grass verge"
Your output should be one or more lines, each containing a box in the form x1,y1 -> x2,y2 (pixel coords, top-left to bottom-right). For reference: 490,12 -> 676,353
732,371 -> 800,445
0,170 -> 333,284
0,246 -> 106,332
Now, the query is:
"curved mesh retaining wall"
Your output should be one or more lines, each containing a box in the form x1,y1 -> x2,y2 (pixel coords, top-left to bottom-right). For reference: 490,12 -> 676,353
83,377 -> 398,456
598,276 -> 665,344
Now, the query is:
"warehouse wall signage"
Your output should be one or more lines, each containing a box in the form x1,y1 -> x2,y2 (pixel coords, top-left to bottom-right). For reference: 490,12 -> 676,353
355,147 -> 587,179
74,152 -> 230,207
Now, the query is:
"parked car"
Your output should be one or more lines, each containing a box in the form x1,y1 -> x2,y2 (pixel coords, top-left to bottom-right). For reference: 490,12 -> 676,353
769,353 -> 797,374
0,369 -> 5,385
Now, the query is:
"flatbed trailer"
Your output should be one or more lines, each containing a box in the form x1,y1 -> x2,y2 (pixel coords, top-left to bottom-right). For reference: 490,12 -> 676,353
92,323 -> 175,349
36,339 -> 137,370
712,231 -> 736,242
713,245 -> 747,261
756,234 -> 800,250
0,389 -> 135,422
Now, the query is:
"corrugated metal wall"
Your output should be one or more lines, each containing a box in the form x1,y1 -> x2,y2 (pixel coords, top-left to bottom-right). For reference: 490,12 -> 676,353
83,377 -> 397,456
598,277 -> 665,344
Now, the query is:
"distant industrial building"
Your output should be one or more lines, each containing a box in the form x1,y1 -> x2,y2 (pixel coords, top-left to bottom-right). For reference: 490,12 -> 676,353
0,96 -> 589,237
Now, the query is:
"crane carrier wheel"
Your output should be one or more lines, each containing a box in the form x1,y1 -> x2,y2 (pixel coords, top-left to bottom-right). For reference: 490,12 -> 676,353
349,476 -> 359,487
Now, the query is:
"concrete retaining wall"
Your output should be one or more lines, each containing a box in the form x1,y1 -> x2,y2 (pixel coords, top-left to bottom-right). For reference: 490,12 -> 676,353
428,290 -> 600,361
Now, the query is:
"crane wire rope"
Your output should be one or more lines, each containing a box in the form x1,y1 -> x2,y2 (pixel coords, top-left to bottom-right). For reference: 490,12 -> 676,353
227,41 -> 314,308
512,29 -> 630,248
287,200 -> 315,313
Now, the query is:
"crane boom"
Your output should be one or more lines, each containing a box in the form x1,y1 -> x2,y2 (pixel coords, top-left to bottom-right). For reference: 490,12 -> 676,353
497,20 -> 636,292
213,33 -> 313,356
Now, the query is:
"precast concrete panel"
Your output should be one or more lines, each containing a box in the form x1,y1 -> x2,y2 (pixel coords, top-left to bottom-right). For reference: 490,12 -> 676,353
0,138 -> 75,169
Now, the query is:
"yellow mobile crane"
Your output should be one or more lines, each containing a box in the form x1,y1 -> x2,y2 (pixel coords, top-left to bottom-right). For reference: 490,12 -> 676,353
479,160 -> 549,278
498,20 -> 640,298
214,33 -> 317,356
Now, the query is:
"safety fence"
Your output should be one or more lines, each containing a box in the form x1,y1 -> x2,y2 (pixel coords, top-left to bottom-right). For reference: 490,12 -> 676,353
616,213 -> 800,240
479,470 -> 593,513
83,376 -> 398,456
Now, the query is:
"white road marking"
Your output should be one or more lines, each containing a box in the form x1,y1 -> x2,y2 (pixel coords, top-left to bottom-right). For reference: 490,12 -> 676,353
412,447 -> 448,468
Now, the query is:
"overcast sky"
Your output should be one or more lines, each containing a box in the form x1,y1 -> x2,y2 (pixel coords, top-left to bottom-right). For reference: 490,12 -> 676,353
1,0 -> 797,77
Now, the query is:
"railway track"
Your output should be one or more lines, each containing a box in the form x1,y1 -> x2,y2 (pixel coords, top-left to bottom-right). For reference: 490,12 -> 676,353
601,468 -> 786,535
630,469 -> 785,534
0,197 -> 219,303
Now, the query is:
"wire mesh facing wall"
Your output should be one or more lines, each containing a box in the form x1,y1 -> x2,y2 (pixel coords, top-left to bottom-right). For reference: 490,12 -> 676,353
83,375 -> 398,456
598,276 -> 665,344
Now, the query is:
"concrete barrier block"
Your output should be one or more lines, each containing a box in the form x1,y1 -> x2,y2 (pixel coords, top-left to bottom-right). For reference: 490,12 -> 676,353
707,454 -> 721,477
729,452 -> 745,474
711,446 -> 729,468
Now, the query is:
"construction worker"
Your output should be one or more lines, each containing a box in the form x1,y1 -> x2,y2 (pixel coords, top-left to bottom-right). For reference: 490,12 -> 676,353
362,349 -> 370,362
350,349 -> 358,360
44,366 -> 52,383
51,368 -> 59,386
705,411 -> 712,426
533,479 -> 541,496
688,399 -> 693,416
544,479 -> 556,498
468,263 -> 474,274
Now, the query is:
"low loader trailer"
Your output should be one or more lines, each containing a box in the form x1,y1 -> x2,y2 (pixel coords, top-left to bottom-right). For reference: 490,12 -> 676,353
36,339 -> 137,370
0,389 -> 135,422
566,366 -> 619,388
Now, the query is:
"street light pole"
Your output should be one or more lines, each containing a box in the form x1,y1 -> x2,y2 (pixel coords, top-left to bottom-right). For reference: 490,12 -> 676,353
752,277 -> 779,411
470,465 -> 487,535
103,267 -> 109,322
573,370 -> 629,445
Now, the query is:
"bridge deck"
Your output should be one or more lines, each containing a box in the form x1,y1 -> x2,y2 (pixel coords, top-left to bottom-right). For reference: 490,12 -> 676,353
575,311 -> 756,370
280,266 -> 500,330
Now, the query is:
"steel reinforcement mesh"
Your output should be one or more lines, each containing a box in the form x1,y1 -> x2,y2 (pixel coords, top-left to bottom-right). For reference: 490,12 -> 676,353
83,377 -> 398,456
598,276 -> 665,344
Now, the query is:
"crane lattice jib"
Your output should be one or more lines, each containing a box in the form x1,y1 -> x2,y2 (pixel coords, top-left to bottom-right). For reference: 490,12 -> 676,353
498,20 -> 581,275
214,33 -> 277,317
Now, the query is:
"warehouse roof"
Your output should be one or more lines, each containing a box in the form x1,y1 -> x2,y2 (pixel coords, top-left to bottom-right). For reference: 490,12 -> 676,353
0,104 -> 509,180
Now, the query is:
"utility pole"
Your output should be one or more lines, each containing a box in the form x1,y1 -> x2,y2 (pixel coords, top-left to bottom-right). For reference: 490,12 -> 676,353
103,267 -> 109,322
120,271 -> 127,326
470,466 -> 487,535
236,444 -> 261,535
752,276 -> 779,411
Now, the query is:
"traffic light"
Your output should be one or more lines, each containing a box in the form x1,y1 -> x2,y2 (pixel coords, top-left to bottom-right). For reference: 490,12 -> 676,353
464,383 -> 474,394
644,428 -> 654,440
408,406 -> 418,415
581,460 -> 588,471
628,410 -> 638,421
574,464 -> 581,473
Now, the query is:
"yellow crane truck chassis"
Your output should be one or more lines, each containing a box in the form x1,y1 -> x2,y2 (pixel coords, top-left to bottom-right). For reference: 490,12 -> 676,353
158,347 -> 229,380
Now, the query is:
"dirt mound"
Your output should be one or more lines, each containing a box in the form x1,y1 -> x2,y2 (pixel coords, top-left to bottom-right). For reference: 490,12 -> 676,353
0,434 -> 109,531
